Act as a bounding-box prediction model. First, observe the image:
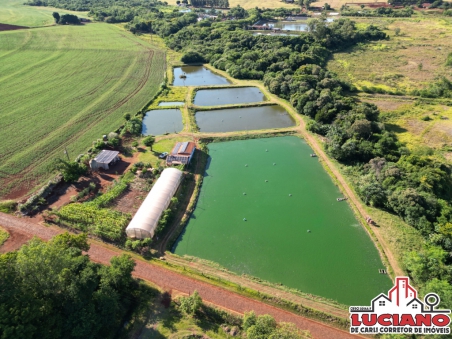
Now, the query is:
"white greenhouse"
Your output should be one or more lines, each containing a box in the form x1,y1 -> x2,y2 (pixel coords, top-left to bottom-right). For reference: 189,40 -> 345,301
126,168 -> 183,239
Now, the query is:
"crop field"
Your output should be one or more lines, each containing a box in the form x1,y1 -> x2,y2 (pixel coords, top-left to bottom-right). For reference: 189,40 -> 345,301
0,23 -> 165,199
0,0 -> 86,27
328,15 -> 452,93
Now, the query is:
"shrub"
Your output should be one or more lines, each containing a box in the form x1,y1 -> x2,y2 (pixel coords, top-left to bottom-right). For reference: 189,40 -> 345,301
55,159 -> 87,183
0,200 -> 17,213
181,51 -> 205,63
120,118 -> 142,137
179,290 -> 202,316
58,14 -> 80,24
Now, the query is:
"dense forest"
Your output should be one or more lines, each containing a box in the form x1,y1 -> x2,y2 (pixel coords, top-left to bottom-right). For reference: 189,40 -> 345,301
0,233 -> 140,339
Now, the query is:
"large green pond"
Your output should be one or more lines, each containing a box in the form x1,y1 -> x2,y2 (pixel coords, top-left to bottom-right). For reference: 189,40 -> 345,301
173,136 -> 392,305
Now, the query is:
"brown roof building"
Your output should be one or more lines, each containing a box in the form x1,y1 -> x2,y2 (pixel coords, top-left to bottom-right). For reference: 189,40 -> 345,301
166,141 -> 196,166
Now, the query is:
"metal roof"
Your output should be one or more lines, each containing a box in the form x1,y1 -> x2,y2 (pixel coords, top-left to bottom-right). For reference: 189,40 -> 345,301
94,150 -> 119,164
171,141 -> 196,156
179,141 -> 189,153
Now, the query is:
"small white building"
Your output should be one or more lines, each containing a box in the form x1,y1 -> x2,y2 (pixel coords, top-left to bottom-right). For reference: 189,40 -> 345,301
90,150 -> 120,170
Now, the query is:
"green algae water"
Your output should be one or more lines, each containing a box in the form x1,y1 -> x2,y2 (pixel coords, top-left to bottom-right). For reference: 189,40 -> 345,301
173,136 -> 391,305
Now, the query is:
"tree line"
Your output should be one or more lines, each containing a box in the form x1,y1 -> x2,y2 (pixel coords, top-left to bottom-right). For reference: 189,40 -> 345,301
340,6 -> 414,17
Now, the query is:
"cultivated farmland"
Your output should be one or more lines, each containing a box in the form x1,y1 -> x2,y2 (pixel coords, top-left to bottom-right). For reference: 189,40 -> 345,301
0,0 -> 86,27
0,23 -> 166,198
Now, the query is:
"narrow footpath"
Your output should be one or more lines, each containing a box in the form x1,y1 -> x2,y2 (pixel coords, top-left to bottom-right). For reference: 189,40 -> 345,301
0,212 -> 368,339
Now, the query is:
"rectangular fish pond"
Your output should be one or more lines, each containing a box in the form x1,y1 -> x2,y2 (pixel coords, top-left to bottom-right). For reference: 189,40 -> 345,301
158,102 -> 184,107
194,87 -> 266,106
268,18 -> 334,31
173,136 -> 392,305
142,109 -> 183,136
195,105 -> 295,133
173,66 -> 231,86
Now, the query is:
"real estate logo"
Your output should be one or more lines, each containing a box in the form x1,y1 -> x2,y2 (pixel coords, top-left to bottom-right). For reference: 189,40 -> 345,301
349,277 -> 451,335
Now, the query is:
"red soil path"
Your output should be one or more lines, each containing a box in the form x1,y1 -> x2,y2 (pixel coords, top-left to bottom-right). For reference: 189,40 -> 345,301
0,212 -> 365,339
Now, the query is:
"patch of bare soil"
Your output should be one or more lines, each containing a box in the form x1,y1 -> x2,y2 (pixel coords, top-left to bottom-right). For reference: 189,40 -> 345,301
0,228 -> 32,253
0,23 -> 28,31
112,186 -> 147,215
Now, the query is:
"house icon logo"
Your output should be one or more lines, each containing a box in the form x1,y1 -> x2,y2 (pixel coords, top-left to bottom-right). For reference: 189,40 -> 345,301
349,276 -> 451,335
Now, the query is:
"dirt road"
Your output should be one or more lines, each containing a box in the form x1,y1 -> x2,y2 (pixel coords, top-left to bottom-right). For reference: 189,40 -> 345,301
0,212 -> 365,339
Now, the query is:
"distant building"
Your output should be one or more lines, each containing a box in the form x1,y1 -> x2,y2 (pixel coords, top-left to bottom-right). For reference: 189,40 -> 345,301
90,150 -> 120,170
166,141 -> 196,166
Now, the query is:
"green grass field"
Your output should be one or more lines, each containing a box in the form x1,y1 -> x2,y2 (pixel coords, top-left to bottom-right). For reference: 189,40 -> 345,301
0,23 -> 165,198
364,97 -> 452,158
0,0 -> 87,27
328,15 -> 452,93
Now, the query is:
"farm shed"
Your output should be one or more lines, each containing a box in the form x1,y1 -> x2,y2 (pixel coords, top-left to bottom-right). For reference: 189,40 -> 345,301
166,141 -> 196,166
125,168 -> 183,239
90,150 -> 120,170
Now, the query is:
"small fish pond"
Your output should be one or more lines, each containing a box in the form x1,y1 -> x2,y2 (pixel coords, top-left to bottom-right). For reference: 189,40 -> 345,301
173,66 -> 231,86
158,102 -> 184,107
195,105 -> 295,133
194,87 -> 266,106
142,109 -> 183,136
266,18 -> 334,32
173,136 -> 392,305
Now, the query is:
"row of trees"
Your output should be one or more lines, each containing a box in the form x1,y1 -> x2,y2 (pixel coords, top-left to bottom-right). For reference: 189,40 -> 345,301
189,0 -> 229,8
341,6 -> 414,17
